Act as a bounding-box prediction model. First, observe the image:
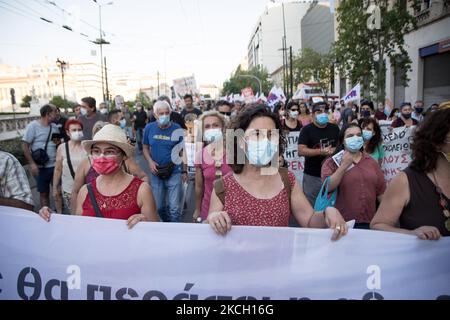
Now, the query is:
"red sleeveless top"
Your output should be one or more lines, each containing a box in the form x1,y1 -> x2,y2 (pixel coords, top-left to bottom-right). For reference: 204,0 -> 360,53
82,176 -> 143,220
222,171 -> 296,227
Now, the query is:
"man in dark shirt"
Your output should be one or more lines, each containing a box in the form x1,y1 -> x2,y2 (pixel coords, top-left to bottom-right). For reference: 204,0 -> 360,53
341,103 -> 355,127
391,102 -> 419,128
55,107 -> 68,142
298,102 -> 340,206
132,102 -> 148,152
78,97 -> 107,140
180,94 -> 202,121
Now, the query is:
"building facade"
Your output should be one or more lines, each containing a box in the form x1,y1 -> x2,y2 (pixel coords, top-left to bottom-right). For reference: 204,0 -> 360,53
0,59 -> 103,112
301,1 -> 334,55
247,1 -> 312,75
387,0 -> 450,108
334,0 -> 450,108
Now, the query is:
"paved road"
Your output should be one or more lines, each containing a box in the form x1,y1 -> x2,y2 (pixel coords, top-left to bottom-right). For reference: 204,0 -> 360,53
27,147 -> 195,223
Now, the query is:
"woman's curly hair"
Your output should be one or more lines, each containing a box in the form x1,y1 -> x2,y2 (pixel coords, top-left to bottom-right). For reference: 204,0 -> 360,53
410,108 -> 450,172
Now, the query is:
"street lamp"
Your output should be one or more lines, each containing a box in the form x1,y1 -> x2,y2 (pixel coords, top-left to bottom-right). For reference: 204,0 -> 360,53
236,75 -> 262,95
56,58 -> 67,101
92,0 -> 113,103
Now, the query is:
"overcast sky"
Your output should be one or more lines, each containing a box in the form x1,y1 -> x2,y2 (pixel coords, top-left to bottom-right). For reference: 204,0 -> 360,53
0,0 -> 281,86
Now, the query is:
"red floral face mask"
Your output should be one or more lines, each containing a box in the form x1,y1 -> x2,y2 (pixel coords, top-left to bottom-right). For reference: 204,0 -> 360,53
92,156 -> 120,175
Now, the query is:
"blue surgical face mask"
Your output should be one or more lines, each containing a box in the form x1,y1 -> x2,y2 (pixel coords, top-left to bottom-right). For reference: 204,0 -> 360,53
245,139 -> 279,167
316,113 -> 329,125
158,115 -> 170,126
204,128 -> 223,142
80,108 -> 88,116
363,130 -> 373,141
289,111 -> 299,119
345,135 -> 364,153
119,119 -> 126,129
362,130 -> 373,141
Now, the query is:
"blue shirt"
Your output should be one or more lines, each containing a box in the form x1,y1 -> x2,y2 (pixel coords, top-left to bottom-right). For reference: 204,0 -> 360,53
143,121 -> 184,173
22,120 -> 59,168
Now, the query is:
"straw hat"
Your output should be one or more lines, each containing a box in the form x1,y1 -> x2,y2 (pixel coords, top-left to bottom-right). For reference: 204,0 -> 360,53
82,124 -> 134,158
438,101 -> 450,110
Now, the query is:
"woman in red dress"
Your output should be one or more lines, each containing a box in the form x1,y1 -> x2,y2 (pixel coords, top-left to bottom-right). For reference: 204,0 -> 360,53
39,124 -> 159,228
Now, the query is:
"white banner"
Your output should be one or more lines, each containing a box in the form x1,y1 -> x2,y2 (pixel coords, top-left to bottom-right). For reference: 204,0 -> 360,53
284,132 -> 305,185
1,207 -> 449,300
173,76 -> 199,97
381,125 -> 415,184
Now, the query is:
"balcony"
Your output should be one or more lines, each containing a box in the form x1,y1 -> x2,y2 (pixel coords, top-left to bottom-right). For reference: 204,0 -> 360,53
415,0 -> 450,27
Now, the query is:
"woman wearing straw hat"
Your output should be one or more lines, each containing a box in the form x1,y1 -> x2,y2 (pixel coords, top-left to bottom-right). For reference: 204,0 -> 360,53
39,124 -> 159,228
69,121 -> 148,214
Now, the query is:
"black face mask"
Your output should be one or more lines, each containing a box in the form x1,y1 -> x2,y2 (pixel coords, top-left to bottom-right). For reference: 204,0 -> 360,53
220,112 -> 231,116
402,113 -> 412,120
361,110 -> 371,118
415,107 -> 424,114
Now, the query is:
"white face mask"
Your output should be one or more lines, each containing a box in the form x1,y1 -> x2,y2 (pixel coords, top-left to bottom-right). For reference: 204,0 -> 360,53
100,108 -> 108,115
80,108 -> 88,116
70,131 -> 84,141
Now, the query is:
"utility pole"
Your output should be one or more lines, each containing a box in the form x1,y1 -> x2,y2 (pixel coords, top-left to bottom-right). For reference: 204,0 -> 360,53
99,5 -> 105,102
282,2 -> 287,96
157,71 -> 160,97
56,58 -> 67,101
104,56 -> 110,107
92,1 -> 113,103
289,46 -> 293,99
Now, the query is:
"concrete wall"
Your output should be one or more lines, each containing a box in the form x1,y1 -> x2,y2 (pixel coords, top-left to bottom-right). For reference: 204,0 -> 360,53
248,2 -> 311,74
401,16 -> 450,104
301,3 -> 334,54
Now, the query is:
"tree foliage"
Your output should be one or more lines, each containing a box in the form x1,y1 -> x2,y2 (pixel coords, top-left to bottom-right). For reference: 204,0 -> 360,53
222,66 -> 272,96
20,95 -> 32,108
334,0 -> 418,102
49,95 -> 77,110
290,48 -> 335,93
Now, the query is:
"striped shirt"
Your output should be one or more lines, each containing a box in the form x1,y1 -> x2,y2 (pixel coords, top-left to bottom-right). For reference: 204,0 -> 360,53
0,151 -> 34,206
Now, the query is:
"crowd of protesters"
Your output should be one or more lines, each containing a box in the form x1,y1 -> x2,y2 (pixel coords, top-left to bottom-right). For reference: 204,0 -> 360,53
0,93 -> 448,240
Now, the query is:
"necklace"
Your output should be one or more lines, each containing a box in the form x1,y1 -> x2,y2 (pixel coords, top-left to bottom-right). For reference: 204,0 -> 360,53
432,171 -> 450,231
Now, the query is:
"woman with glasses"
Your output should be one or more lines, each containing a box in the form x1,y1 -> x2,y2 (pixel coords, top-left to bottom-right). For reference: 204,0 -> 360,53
193,111 -> 232,223
206,105 -> 348,240
39,124 -> 159,228
69,121 -> 148,214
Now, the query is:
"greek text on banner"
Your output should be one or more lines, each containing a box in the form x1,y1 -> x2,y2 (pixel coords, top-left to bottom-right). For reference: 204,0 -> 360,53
0,207 -> 449,300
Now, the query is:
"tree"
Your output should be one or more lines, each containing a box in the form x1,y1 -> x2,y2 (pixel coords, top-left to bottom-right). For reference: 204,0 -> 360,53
222,66 -> 272,96
20,95 -> 32,108
135,92 -> 151,109
49,95 -> 77,110
290,48 -> 335,93
334,0 -> 418,103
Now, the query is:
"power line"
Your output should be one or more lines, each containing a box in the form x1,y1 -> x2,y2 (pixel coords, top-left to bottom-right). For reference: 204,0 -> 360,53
44,0 -> 115,37
33,0 -> 61,17
0,1 -> 42,22
15,0 -> 49,19
0,1 -> 94,43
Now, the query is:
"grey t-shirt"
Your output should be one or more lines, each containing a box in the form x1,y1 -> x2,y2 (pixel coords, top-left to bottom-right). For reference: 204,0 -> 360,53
78,112 -> 107,140
22,120 -> 58,168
